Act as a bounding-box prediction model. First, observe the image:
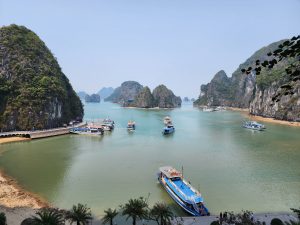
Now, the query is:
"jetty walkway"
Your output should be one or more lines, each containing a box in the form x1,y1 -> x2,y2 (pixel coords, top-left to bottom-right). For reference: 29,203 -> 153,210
0,122 -> 86,139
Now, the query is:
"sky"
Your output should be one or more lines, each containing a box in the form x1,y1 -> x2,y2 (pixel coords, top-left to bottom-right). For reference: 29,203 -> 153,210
0,0 -> 300,98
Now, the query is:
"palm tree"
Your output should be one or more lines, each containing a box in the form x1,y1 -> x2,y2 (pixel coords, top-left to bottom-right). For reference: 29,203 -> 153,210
31,208 -> 64,225
0,212 -> 7,225
102,208 -> 118,225
65,203 -> 93,225
150,202 -> 173,225
121,197 -> 149,225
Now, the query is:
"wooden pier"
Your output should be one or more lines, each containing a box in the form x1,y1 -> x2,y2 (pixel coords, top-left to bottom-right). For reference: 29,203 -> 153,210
0,122 -> 86,139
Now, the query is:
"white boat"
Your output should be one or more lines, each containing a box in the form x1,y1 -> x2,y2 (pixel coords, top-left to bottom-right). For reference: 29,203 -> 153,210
163,116 -> 172,125
158,166 -> 210,216
242,121 -> 266,131
127,121 -> 136,130
70,127 -> 103,136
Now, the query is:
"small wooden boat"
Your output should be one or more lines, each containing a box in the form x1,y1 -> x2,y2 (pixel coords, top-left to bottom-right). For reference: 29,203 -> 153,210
242,121 -> 266,131
158,166 -> 210,216
127,121 -> 136,130
162,124 -> 175,135
163,116 -> 172,125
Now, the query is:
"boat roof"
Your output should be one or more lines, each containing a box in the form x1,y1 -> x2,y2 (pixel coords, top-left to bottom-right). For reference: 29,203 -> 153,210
159,166 -> 182,178
164,177 -> 204,203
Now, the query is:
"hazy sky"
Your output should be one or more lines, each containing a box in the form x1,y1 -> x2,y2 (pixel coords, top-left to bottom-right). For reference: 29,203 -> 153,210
1,0 -> 300,98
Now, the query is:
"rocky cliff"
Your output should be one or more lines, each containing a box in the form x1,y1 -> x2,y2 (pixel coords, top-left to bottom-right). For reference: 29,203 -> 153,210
194,40 -> 285,108
194,39 -> 300,121
152,85 -> 182,108
132,86 -> 155,108
97,87 -> 114,100
0,25 -> 83,131
104,81 -> 143,106
249,57 -> 300,121
85,94 -> 100,103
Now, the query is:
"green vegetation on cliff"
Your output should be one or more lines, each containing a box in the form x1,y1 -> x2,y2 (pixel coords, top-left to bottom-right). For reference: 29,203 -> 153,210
0,25 -> 83,131
132,86 -> 155,108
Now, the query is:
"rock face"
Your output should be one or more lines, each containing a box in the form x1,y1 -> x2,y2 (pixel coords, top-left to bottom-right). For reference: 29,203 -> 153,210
132,86 -> 155,108
249,58 -> 300,121
0,25 -> 83,131
97,87 -> 114,100
183,97 -> 189,102
105,81 -> 143,106
194,40 -> 285,108
152,85 -> 182,108
195,70 -> 232,106
194,39 -> 300,121
85,94 -> 100,103
77,91 -> 88,100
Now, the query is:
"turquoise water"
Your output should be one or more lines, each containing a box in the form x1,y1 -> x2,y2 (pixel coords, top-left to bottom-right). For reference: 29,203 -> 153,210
0,102 -> 300,217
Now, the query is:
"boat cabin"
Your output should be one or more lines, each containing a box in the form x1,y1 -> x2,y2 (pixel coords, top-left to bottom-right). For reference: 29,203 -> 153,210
159,166 -> 182,180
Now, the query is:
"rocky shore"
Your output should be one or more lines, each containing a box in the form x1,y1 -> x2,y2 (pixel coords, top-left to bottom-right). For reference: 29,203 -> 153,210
0,171 -> 48,209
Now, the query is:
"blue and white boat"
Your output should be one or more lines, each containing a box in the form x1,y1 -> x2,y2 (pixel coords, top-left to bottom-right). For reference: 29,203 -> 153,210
242,121 -> 266,131
162,124 -> 175,135
158,166 -> 210,216
127,121 -> 136,131
70,126 -> 104,136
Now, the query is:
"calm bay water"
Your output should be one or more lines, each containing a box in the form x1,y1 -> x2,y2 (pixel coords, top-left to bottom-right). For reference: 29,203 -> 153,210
0,102 -> 300,216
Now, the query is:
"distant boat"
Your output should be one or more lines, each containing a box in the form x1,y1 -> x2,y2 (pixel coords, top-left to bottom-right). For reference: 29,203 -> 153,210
162,124 -> 175,135
158,166 -> 210,216
202,106 -> 214,112
127,121 -> 136,131
102,118 -> 115,131
163,116 -> 172,125
70,126 -> 103,136
242,121 -> 266,131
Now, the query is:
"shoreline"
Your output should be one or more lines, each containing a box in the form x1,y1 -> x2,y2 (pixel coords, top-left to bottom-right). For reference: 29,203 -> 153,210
225,107 -> 300,127
0,137 -> 31,144
0,170 -> 49,209
247,114 -> 300,127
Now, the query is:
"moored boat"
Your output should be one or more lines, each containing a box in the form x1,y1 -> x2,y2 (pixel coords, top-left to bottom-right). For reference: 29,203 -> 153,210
70,126 -> 104,135
162,124 -> 175,135
158,166 -> 210,216
242,121 -> 266,131
127,121 -> 136,130
101,118 -> 115,131
163,116 -> 172,125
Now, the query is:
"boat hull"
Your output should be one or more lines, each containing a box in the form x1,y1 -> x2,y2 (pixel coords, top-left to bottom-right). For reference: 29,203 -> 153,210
158,177 -> 209,216
162,127 -> 175,135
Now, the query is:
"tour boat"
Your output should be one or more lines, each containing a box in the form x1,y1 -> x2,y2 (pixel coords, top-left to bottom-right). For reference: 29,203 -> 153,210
158,166 -> 210,216
127,121 -> 136,130
163,116 -> 172,125
162,124 -> 175,135
242,121 -> 265,131
70,126 -> 103,135
102,118 -> 115,131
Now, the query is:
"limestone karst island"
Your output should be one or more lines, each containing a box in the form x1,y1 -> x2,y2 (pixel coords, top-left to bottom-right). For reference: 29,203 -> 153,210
0,1 -> 299,225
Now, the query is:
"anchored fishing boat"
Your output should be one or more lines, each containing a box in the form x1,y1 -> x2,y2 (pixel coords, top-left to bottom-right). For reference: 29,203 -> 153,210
162,124 -> 175,135
242,121 -> 266,131
163,116 -> 172,125
158,166 -> 210,216
102,118 -> 115,131
127,120 -> 136,131
70,126 -> 104,136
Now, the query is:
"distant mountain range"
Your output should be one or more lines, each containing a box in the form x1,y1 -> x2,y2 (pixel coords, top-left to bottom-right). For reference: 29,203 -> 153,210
97,87 -> 114,99
77,87 -> 114,101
